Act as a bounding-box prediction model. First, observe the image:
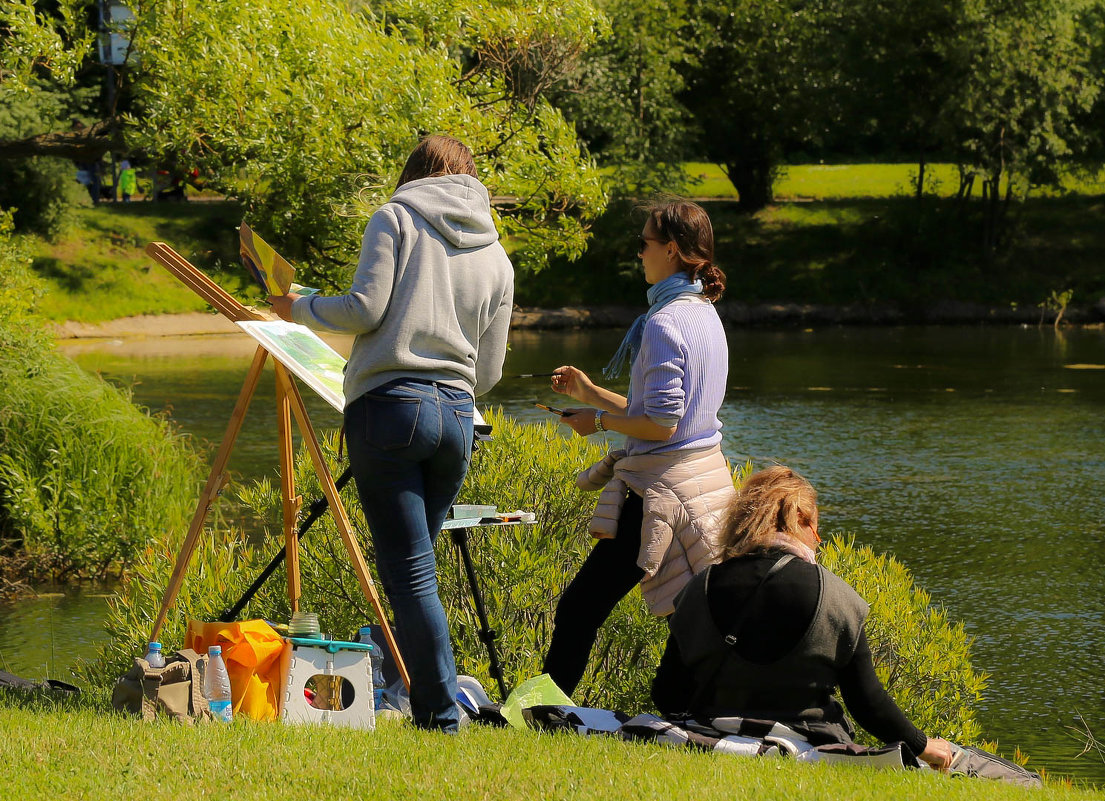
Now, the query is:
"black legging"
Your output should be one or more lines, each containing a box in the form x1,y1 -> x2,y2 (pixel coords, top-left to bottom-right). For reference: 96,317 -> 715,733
543,491 -> 646,695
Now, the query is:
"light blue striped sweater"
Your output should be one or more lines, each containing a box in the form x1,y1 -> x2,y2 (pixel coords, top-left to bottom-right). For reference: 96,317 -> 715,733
625,296 -> 728,456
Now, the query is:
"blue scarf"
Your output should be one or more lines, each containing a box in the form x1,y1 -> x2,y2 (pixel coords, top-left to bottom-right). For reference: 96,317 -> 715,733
602,272 -> 703,380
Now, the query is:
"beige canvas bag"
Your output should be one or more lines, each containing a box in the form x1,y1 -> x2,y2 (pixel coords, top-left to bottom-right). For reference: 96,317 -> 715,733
111,648 -> 211,723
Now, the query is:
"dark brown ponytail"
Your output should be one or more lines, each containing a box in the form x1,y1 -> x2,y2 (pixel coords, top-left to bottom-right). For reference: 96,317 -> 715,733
646,199 -> 727,302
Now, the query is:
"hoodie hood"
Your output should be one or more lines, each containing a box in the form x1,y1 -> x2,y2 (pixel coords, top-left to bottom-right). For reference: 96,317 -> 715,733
390,174 -> 500,249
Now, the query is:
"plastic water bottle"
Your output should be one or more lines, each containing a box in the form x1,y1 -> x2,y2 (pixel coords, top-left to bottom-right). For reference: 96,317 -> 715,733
357,626 -> 387,710
204,645 -> 233,723
144,641 -> 166,669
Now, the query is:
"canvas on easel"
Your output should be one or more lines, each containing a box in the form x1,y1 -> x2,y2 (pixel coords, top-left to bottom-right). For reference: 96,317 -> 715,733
236,320 -> 346,413
143,240 -> 409,689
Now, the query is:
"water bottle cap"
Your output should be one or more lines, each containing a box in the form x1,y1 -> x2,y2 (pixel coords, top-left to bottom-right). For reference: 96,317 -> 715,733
148,642 -> 162,651
208,645 -> 222,656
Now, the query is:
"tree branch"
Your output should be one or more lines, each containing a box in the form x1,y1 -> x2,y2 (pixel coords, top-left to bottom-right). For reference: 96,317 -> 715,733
0,118 -> 123,162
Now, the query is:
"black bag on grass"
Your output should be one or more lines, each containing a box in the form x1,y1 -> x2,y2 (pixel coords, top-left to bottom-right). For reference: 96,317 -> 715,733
0,669 -> 80,697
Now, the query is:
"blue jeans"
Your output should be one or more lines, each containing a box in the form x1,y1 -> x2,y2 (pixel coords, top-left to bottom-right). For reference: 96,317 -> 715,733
345,378 -> 474,732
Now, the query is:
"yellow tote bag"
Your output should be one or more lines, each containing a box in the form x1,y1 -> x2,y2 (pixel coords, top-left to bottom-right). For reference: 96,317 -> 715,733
186,619 -> 287,722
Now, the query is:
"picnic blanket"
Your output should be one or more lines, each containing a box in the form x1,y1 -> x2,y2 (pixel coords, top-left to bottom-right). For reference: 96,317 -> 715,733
522,705 -> 915,769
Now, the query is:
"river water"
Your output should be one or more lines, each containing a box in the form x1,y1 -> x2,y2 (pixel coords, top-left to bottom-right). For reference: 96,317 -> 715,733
2,325 -> 1103,784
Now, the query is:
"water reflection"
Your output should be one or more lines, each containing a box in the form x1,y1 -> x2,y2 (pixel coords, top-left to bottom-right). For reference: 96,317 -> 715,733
0,585 -> 112,680
25,325 -> 1104,783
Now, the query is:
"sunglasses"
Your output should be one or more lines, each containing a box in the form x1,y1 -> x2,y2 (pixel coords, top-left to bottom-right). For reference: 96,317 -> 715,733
637,235 -> 664,255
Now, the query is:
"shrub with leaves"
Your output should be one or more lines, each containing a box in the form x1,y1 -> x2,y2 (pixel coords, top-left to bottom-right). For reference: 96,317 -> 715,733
80,415 -> 662,710
74,523 -> 259,688
0,209 -> 45,330
82,413 -> 985,743
441,409 -> 669,710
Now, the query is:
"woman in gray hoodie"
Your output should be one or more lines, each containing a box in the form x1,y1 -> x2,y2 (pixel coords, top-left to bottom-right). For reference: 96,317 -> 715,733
270,135 -> 514,732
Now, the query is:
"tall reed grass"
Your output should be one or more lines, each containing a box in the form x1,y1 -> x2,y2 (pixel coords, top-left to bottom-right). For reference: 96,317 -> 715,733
0,211 -> 204,583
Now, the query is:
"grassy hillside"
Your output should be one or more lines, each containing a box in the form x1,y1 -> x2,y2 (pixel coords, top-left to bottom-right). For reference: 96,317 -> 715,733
24,201 -> 250,322
0,698 -> 1094,800
22,166 -> 1105,321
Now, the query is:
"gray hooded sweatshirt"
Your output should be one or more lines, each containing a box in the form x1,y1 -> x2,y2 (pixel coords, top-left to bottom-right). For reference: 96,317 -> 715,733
291,174 -> 514,406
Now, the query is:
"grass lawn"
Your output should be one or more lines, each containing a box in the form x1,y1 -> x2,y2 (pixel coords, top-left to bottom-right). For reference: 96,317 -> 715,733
525,191 -> 1105,309
685,162 -> 955,199
24,201 -> 251,322
0,695 -> 1094,800
714,196 -> 1105,306
683,162 -> 1105,200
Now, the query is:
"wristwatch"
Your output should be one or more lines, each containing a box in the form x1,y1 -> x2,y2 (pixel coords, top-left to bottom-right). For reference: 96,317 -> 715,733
594,410 -> 606,432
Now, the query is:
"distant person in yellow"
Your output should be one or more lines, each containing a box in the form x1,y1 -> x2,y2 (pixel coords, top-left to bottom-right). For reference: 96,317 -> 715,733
118,160 -> 138,202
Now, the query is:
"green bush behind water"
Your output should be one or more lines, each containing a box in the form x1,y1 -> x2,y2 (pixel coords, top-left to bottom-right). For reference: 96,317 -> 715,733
0,210 -> 204,580
81,411 -> 986,746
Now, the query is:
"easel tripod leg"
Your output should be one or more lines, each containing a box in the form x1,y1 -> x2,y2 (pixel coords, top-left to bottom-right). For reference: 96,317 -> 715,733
451,527 -> 510,702
275,365 -> 302,611
149,346 -> 268,643
276,367 -> 411,690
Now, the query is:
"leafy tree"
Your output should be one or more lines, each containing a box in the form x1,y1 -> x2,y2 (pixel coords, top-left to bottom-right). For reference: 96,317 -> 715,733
679,0 -> 847,212
830,0 -> 965,200
552,0 -> 689,196
0,84 -> 93,235
1080,1 -> 1105,160
1,0 -> 608,284
944,0 -> 1103,251
0,1 -> 107,159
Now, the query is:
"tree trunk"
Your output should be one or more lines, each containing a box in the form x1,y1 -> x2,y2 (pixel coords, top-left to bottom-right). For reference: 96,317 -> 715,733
981,178 -> 991,250
722,158 -> 773,213
956,165 -> 975,203
983,174 -> 1002,254
916,157 -> 926,202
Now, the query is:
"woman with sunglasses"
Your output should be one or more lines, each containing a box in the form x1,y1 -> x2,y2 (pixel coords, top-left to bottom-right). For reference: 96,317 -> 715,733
652,466 -> 954,772
544,199 -> 735,696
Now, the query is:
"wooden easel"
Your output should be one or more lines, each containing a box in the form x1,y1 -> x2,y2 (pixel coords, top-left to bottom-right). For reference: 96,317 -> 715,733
144,242 -> 409,688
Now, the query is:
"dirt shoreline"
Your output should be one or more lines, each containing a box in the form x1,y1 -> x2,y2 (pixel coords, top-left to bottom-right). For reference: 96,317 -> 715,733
51,300 -> 1105,339
510,301 -> 1105,329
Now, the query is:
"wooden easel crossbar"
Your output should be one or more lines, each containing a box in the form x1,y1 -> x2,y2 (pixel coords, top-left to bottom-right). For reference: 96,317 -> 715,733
144,242 -> 409,689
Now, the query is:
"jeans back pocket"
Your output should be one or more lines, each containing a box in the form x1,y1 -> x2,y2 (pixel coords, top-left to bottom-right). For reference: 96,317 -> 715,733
363,394 -> 422,451
453,407 -> 475,460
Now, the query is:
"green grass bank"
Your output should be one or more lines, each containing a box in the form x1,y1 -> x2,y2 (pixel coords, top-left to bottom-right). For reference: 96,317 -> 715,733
523,166 -> 1105,311
0,219 -> 205,592
24,164 -> 1105,325
0,699 -> 1096,800
24,201 -> 248,323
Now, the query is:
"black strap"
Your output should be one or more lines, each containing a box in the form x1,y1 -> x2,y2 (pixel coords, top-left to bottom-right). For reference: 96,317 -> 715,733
714,554 -> 795,648
686,554 -> 795,715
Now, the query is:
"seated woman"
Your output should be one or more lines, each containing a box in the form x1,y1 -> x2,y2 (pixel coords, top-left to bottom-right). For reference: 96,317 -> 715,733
652,465 -> 953,771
